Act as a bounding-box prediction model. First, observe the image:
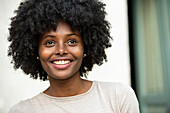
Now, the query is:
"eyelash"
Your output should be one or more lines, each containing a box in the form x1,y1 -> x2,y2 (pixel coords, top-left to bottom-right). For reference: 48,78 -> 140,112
67,39 -> 78,45
44,40 -> 55,46
43,39 -> 78,47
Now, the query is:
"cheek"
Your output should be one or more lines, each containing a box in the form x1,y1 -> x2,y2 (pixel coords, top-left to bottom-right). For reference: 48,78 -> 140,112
39,47 -> 53,60
38,47 -> 54,73
70,46 -> 84,59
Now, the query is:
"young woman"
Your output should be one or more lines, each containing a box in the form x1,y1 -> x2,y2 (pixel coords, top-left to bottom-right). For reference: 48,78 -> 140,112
8,0 -> 140,112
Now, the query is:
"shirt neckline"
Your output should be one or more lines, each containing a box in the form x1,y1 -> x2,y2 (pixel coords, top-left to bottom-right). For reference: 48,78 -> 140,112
40,81 -> 96,101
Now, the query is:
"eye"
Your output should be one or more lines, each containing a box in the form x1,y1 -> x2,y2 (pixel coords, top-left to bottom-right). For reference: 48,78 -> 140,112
44,40 -> 56,47
67,39 -> 78,46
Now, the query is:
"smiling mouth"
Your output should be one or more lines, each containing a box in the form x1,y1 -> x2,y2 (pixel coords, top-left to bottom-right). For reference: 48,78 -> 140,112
53,60 -> 71,65
50,58 -> 74,69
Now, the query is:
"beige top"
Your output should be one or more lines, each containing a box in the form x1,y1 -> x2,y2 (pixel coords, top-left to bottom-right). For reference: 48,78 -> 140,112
9,81 -> 140,113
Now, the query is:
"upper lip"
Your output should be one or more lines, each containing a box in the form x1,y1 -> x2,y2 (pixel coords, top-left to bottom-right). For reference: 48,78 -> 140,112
50,57 -> 74,63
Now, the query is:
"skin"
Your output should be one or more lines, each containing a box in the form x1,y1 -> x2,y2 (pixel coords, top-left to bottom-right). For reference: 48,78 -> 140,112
38,21 -> 92,97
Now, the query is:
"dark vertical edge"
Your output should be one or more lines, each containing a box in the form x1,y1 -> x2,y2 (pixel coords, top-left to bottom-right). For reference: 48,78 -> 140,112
127,0 -> 138,96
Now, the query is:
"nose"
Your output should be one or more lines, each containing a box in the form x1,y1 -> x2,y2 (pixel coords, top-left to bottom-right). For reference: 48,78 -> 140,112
55,41 -> 67,56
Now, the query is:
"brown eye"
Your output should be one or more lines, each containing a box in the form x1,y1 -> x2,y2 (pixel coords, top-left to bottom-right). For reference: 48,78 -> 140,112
67,39 -> 78,46
44,40 -> 56,47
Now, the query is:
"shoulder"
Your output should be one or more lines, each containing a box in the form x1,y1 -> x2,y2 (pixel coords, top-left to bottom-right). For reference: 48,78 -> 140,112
9,99 -> 31,113
96,81 -> 138,100
95,81 -> 140,113
9,94 -> 43,113
96,81 -> 134,95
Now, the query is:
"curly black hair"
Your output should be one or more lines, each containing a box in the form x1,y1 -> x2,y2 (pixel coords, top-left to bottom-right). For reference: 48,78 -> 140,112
8,0 -> 112,81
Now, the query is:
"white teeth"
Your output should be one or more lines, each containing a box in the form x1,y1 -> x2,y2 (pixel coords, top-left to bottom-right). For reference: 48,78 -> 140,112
53,60 -> 70,65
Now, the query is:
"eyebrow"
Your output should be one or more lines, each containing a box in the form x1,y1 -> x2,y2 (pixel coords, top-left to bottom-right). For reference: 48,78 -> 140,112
66,33 -> 79,37
42,33 -> 79,39
42,35 -> 55,39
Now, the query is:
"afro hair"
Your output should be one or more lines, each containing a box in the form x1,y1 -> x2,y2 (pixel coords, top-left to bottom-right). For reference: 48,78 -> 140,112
8,0 -> 112,81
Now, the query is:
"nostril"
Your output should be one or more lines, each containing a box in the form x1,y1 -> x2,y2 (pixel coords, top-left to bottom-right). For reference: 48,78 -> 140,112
56,53 -> 60,55
55,47 -> 67,55
56,52 -> 67,56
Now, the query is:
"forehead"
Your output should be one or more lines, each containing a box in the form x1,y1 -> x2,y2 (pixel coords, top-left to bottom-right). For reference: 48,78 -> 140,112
40,21 -> 81,39
45,21 -> 80,34
56,21 -> 73,34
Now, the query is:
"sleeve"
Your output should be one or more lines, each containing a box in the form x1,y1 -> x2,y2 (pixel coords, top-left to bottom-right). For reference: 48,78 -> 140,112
116,84 -> 140,113
8,100 -> 32,113
9,103 -> 22,113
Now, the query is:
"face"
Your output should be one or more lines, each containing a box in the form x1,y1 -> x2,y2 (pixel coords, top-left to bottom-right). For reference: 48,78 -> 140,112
38,21 -> 84,80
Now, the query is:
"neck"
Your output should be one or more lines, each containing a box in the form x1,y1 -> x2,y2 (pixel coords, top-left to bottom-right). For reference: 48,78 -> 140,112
44,74 -> 92,97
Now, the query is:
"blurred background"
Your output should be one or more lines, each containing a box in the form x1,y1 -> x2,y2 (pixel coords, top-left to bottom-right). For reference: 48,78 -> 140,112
0,0 -> 169,113
128,0 -> 170,113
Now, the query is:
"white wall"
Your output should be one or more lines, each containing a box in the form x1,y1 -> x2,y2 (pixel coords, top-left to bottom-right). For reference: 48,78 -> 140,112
0,0 -> 129,112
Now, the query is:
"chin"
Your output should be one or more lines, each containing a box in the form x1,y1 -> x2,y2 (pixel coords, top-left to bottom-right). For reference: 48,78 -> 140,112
48,71 -> 79,80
